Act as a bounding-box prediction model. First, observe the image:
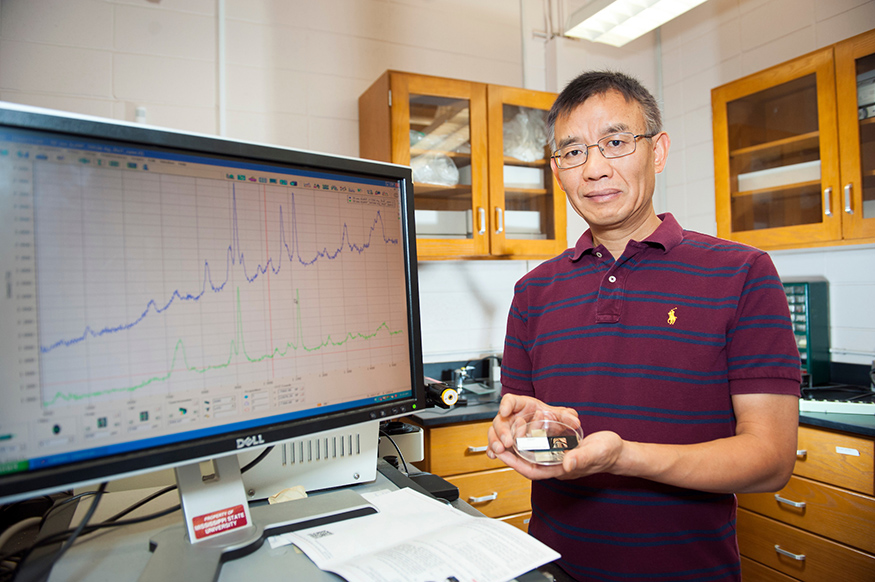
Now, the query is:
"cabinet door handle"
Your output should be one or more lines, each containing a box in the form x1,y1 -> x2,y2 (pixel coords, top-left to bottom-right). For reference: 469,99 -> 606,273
796,449 -> 807,459
844,183 -> 853,214
468,492 -> 498,504
774,545 -> 806,561
823,187 -> 832,217
774,494 -> 806,509
495,207 -> 504,234
467,445 -> 489,453
477,207 -> 486,235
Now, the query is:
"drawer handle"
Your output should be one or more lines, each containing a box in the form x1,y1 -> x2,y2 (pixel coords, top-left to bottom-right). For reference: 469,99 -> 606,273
774,545 -> 806,561
467,445 -> 489,453
796,449 -> 807,459
468,492 -> 498,504
774,494 -> 806,509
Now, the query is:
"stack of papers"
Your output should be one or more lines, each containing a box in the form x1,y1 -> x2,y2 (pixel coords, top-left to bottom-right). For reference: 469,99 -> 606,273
269,487 -> 559,582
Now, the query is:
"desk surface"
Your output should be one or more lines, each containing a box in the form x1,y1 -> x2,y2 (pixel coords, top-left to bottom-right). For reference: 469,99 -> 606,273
40,463 -> 490,582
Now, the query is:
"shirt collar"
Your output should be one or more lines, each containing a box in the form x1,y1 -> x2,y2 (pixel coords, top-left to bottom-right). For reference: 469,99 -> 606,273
570,213 -> 683,262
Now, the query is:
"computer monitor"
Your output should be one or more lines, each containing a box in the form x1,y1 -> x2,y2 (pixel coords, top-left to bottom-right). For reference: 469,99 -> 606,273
0,102 -> 426,573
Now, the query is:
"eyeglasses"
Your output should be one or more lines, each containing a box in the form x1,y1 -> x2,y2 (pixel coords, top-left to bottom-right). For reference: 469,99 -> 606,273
551,132 -> 657,169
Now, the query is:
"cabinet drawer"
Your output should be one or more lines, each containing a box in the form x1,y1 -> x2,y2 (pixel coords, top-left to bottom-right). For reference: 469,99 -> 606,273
737,509 -> 875,582
498,510 -> 532,533
446,467 -> 531,518
795,426 -> 874,495
422,421 -> 505,476
738,474 -> 875,554
740,556 -> 799,582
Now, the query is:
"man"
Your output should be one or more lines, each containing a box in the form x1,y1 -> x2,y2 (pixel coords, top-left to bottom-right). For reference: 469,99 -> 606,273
487,71 -> 801,581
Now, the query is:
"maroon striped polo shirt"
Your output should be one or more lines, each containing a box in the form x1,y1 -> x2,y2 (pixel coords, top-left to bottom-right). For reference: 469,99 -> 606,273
501,213 -> 801,582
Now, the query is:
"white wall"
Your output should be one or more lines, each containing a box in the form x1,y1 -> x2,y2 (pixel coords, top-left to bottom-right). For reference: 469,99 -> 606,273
1,0 -> 873,366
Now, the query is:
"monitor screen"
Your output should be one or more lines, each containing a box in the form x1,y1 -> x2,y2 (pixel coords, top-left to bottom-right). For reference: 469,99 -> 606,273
0,102 -> 425,505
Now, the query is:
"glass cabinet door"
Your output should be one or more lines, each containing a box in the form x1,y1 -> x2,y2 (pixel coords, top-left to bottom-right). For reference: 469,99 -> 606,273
713,47 -> 842,247
408,94 -> 475,239
836,29 -> 875,239
726,74 -> 822,231
487,86 -> 566,258
390,75 -> 489,258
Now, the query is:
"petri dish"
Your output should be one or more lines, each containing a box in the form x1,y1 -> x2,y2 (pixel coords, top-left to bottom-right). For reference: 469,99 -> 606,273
510,413 -> 583,465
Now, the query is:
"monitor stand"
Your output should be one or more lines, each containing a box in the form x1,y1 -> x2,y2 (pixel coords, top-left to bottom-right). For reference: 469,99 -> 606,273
140,456 -> 377,582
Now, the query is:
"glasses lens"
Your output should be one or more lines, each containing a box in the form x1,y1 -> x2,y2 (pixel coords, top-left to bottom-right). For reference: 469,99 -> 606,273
598,133 -> 635,158
555,145 -> 587,168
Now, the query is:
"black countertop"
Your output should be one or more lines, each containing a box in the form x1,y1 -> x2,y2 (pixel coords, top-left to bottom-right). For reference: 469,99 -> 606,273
411,383 -> 875,439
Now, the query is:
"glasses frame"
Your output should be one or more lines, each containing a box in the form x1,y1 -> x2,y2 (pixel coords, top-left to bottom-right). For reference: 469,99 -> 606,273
551,132 -> 657,169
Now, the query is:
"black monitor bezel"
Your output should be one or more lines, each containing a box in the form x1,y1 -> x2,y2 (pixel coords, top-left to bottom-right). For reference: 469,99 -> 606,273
0,104 -> 426,503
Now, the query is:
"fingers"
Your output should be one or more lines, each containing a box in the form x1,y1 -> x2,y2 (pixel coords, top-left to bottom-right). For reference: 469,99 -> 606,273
492,446 -> 567,480
498,392 -> 524,417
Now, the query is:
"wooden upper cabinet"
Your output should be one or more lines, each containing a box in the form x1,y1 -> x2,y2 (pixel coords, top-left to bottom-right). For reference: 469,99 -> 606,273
359,71 -> 565,260
712,28 -> 875,250
836,29 -> 875,240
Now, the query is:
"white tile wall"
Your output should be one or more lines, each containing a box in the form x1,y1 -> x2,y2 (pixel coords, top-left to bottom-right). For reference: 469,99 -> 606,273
1,0 -> 873,365
416,260 -> 530,363
771,246 -> 875,366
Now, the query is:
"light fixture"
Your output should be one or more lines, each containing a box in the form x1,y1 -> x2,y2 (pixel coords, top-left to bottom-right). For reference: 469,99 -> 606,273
564,0 -> 709,47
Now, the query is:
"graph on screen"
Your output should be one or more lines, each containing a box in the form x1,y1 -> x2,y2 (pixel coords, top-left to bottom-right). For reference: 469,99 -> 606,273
32,162 -> 408,405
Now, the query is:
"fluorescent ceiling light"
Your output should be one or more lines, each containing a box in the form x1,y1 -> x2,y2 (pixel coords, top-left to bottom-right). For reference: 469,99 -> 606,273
565,0 -> 709,47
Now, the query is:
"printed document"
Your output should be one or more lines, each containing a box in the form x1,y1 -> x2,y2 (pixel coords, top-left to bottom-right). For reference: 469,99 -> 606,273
269,487 -> 559,582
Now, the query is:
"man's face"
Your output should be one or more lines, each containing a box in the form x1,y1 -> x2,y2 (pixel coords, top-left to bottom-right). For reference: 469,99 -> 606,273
550,90 -> 669,232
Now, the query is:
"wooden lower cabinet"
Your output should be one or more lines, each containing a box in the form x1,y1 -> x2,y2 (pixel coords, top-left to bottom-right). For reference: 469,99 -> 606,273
736,424 -> 875,581
741,557 -> 799,582
408,418 -> 532,531
446,466 -> 531,518
499,511 -> 532,531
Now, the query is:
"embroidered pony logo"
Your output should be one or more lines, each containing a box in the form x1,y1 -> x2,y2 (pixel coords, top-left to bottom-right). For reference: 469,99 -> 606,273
667,307 -> 678,326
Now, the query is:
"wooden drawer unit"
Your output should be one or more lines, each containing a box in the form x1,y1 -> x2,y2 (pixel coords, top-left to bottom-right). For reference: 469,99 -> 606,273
737,424 -> 875,581
795,425 -> 874,495
498,511 -> 532,533
446,467 -> 531,518
738,474 -> 875,554
409,418 -> 533,531
416,420 -> 506,476
737,509 -> 875,582
741,557 -> 799,582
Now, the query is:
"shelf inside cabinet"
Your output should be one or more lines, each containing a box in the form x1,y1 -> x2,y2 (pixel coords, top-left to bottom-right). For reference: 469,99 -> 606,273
413,184 -> 473,212
505,187 -> 549,196
732,179 -> 821,198
502,156 -> 549,168
410,148 -> 471,160
729,131 -> 819,160
413,183 -> 472,198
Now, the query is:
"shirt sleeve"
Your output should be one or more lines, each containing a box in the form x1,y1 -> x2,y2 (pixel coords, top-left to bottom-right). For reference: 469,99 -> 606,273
726,252 -> 802,397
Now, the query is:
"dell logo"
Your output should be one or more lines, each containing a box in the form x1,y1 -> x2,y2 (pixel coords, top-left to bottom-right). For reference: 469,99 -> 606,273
236,434 -> 265,449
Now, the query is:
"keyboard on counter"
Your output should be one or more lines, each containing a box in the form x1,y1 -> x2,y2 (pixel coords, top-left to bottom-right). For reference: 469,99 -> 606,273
799,385 -> 875,415
799,398 -> 875,415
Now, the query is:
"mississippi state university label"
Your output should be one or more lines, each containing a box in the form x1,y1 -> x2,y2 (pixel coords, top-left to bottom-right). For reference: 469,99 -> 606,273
192,505 -> 248,539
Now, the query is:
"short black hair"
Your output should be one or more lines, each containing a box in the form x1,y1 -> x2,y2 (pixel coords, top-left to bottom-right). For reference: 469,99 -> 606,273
547,70 -> 662,148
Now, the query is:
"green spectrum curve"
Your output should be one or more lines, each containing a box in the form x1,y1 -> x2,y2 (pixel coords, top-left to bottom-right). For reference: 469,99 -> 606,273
43,288 -> 404,406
